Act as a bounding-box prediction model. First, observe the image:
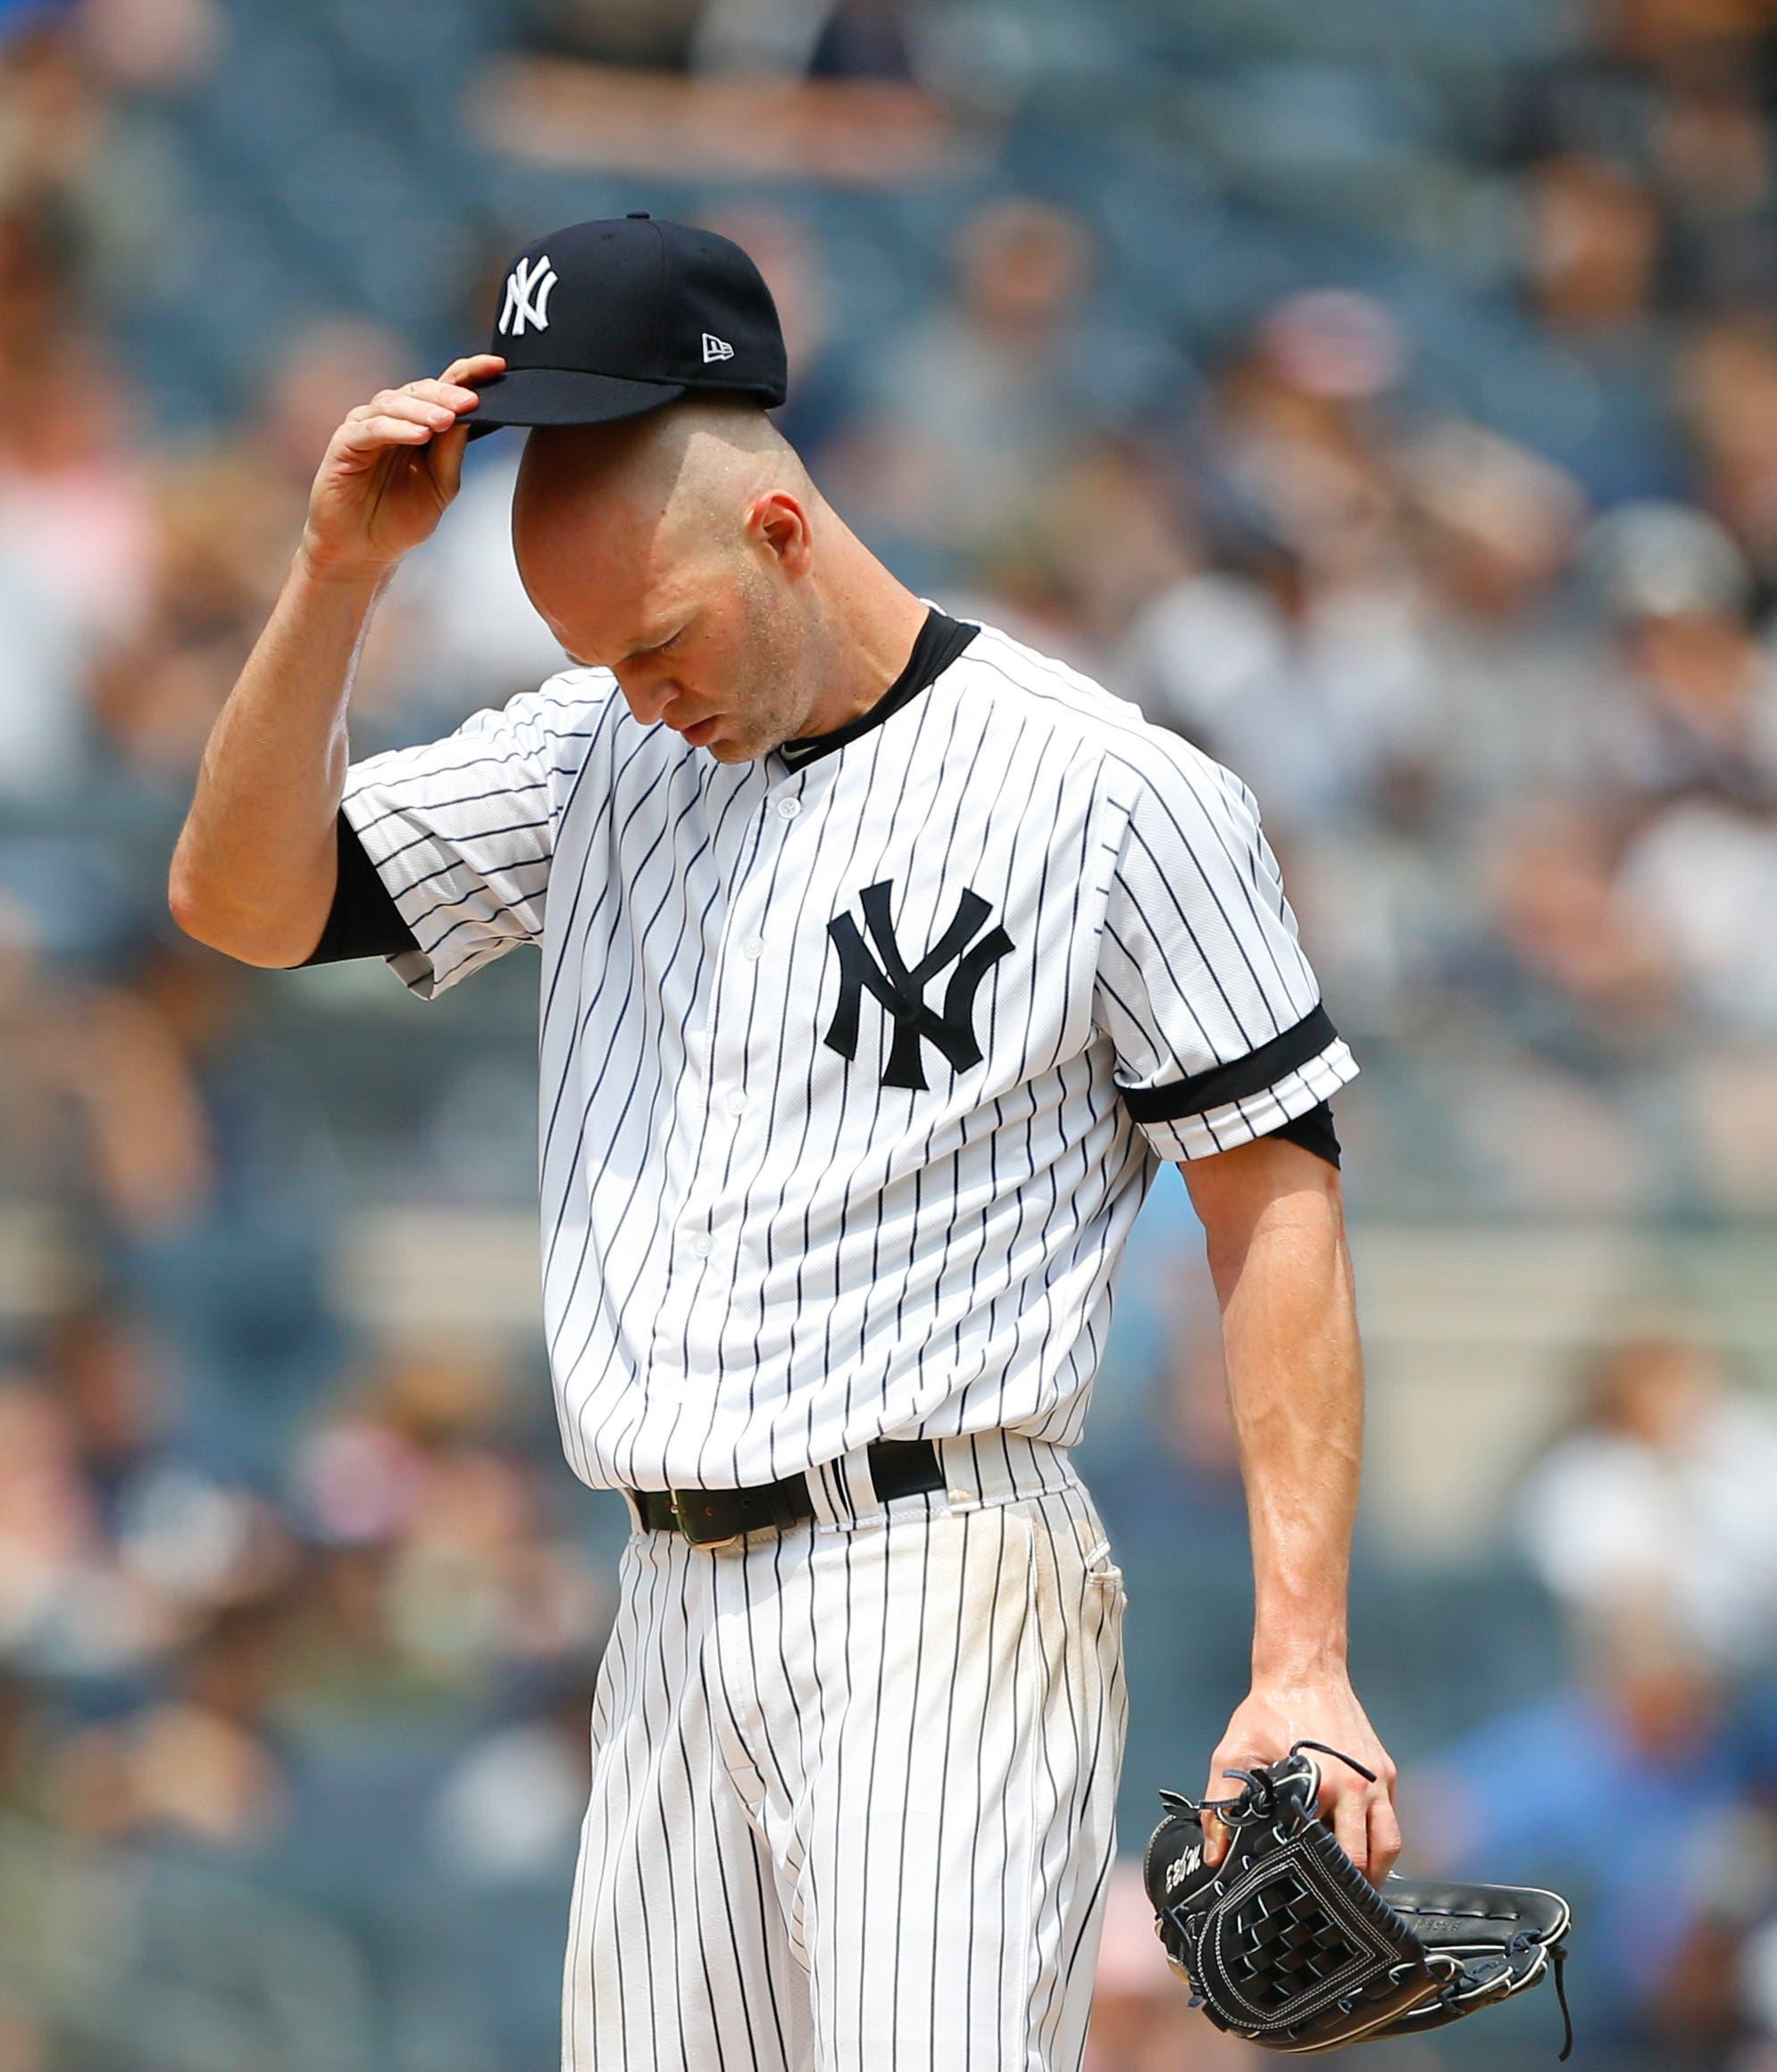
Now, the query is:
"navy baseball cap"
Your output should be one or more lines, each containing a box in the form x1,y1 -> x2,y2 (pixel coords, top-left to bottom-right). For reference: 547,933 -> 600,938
465,213 -> 788,437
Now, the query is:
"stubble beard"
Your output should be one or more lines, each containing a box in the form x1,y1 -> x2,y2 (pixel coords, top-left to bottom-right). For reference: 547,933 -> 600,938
715,579 -> 813,763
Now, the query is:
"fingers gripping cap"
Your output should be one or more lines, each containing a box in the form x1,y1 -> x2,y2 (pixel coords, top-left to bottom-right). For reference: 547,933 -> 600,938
466,213 -> 789,438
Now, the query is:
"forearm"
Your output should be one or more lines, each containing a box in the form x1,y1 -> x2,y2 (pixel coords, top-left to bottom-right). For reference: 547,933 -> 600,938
169,551 -> 390,967
1182,1100 -> 1394,1872
1203,1160 -> 1363,1679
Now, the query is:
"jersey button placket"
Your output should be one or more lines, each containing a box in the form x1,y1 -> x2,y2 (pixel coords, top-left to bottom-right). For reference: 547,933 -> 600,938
700,769 -> 812,1327
680,770 -> 804,1339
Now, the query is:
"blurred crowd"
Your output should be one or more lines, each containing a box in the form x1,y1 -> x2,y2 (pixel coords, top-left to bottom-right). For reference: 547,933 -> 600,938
7,0 -> 1777,2066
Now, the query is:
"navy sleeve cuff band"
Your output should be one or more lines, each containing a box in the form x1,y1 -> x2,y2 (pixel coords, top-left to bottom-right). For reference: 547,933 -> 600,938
1122,1003 -> 1339,1123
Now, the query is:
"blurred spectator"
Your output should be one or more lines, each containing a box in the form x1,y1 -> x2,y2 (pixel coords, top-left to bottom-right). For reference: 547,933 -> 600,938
985,435 -> 1191,660
58,1591 -> 295,1854
521,0 -> 922,81
0,7 -> 205,327
1423,1602 -> 1763,2051
0,329 -> 156,796
1497,150 -> 1686,500
1679,312 -> 1777,586
1654,46 -> 1777,310
0,22 -> 103,224
1565,499 -> 1777,1034
24,933 -> 330,1242
1584,499 -> 1777,806
1197,291 -> 1409,580
1516,1334 -> 1777,1669
0,928 -> 345,1483
834,199 -> 1185,578
694,0 -> 921,81
45,1301 -> 295,1614
1124,295 -> 1442,836
92,319 -> 426,786
1622,789 -> 1777,1033
1399,420 -> 1596,811
803,0 -> 921,83
1125,551 -> 1437,833
0,1377 -> 170,1677
429,1669 -> 592,1885
1532,154 -> 1664,345
288,1333 -> 607,1702
520,0 -> 705,71
1464,795 -> 1674,1063
77,0 -> 220,95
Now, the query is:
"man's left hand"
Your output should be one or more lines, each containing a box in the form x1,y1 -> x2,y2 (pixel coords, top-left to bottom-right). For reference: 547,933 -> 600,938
1198,1670 -> 1399,1882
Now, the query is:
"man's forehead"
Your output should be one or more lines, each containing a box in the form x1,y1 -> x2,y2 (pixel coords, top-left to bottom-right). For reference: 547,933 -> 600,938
521,539 -> 699,667
557,589 -> 680,670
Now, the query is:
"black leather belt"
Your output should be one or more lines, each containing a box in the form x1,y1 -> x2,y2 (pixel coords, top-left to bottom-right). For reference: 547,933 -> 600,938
633,1439 -> 946,1545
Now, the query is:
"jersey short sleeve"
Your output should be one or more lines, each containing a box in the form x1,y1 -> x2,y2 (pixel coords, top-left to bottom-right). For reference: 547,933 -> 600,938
339,676 -> 594,1001
1092,737 -> 1358,1161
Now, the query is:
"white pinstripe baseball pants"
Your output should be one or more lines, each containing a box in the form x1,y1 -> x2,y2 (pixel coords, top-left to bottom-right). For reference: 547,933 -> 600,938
563,1435 -> 1129,2072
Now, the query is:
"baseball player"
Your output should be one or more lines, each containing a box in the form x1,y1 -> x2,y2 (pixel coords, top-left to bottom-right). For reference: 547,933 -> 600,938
169,216 -> 1399,2072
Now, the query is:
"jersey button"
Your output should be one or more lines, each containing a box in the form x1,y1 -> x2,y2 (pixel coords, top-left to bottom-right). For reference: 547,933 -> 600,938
690,1233 -> 713,1259
741,936 -> 764,960
724,1090 -> 747,1116
777,797 -> 801,820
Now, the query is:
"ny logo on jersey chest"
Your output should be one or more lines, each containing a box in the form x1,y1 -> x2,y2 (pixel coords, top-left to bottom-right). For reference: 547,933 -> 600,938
823,879 -> 1014,1092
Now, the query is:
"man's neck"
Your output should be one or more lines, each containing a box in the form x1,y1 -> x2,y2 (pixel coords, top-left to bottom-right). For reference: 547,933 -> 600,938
796,532 -> 931,739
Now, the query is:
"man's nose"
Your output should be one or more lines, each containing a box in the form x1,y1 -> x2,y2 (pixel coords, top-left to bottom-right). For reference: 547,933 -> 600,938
621,670 -> 677,725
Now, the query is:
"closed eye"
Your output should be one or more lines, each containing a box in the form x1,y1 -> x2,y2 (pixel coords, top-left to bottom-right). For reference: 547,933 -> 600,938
615,618 -> 693,667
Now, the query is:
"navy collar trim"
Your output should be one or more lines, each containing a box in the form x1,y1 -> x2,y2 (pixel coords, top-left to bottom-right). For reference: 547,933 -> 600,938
776,608 -> 978,770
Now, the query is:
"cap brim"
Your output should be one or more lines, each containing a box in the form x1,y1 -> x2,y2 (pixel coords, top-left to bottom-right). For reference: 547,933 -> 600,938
464,367 -> 688,439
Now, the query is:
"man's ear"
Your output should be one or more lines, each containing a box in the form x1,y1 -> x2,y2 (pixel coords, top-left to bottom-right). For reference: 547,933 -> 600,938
747,490 -> 813,577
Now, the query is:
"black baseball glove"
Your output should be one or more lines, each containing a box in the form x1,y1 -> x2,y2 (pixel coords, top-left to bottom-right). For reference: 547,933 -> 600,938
1142,1742 -> 1573,2057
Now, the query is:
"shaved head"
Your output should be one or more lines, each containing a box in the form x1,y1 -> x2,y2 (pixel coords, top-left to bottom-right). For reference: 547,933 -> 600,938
512,399 -> 830,761
515,397 -> 808,582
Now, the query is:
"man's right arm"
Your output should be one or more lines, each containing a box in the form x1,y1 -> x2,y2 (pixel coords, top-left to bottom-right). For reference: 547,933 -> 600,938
167,353 -> 505,968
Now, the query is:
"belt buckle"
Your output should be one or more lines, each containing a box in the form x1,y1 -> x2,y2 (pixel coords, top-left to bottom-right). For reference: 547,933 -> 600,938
666,1489 -> 744,1550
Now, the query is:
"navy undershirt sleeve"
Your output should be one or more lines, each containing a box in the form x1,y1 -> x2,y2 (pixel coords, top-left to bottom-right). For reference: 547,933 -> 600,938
299,810 -> 420,965
1269,1099 -> 1341,1169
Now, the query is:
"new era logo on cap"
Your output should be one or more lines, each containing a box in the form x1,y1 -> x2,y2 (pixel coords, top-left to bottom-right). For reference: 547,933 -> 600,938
466,214 -> 789,439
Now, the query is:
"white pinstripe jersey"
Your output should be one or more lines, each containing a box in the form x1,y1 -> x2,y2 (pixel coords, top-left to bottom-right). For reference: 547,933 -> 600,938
340,614 -> 1356,1492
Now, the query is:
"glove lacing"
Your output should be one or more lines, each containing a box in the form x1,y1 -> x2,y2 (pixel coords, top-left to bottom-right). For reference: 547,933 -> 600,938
1167,1739 -> 1379,1826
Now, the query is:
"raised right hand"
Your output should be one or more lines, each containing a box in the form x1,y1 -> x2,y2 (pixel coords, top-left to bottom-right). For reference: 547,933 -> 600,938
299,352 -> 505,579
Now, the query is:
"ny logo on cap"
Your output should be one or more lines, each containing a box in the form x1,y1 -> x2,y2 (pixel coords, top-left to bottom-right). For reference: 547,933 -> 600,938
823,880 -> 1014,1092
702,333 -> 734,364
500,254 -> 559,337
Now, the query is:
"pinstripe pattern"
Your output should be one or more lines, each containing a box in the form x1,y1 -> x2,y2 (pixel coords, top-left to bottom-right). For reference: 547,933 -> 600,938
335,612 -> 1350,2070
563,1438 -> 1127,2072
338,614 -> 1355,1496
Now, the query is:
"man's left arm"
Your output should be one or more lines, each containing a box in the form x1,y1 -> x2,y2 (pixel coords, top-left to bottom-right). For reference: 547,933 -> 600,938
1182,1130 -> 1400,1882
